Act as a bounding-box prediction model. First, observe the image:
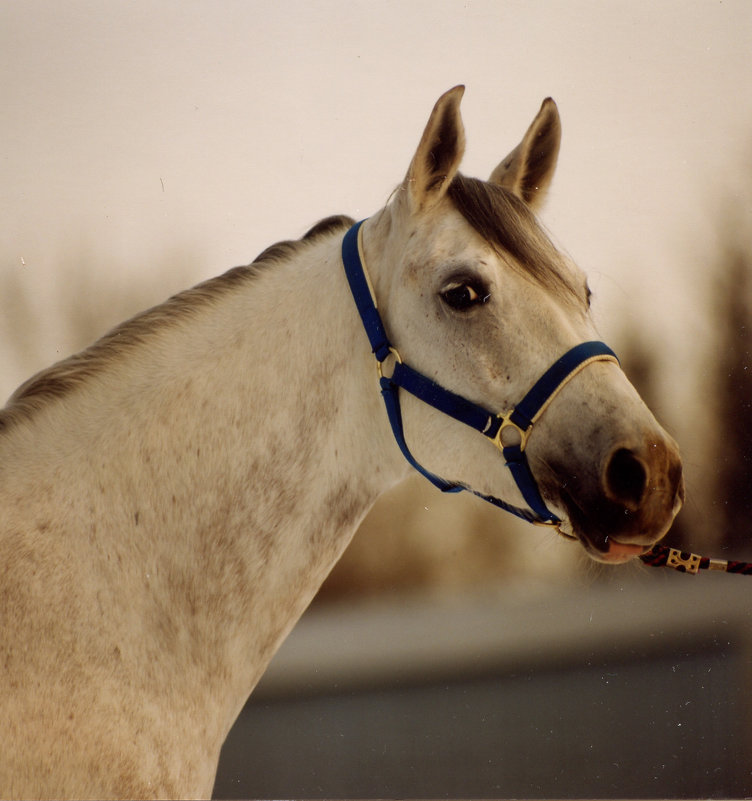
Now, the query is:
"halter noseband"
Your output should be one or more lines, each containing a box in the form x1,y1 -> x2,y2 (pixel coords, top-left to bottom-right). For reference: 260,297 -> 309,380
342,219 -> 619,528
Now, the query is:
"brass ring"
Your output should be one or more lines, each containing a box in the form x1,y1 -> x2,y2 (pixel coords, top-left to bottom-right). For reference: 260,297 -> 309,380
376,347 -> 403,380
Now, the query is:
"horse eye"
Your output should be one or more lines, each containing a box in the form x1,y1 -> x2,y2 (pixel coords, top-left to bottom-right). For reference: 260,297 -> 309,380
441,282 -> 487,311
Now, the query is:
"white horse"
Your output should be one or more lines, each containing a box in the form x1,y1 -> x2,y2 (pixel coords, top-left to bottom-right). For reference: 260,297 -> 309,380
0,86 -> 683,799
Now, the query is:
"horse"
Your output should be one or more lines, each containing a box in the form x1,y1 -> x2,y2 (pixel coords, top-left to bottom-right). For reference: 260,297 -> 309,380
0,86 -> 683,799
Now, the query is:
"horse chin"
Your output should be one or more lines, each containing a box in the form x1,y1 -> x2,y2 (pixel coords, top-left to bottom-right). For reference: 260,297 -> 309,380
554,493 -> 665,565
585,538 -> 650,564
557,518 -> 650,564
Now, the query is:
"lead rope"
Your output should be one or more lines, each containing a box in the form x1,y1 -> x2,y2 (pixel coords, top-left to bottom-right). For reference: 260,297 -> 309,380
640,544 -> 752,575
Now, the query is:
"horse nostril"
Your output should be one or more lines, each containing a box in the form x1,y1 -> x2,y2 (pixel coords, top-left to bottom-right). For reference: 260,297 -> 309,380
604,448 -> 648,509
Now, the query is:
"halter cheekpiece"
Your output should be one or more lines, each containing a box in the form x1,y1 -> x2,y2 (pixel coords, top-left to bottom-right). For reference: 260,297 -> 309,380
341,219 -> 619,528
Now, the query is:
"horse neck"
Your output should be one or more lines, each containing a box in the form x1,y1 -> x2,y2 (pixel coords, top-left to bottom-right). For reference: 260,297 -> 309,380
2,229 -> 407,740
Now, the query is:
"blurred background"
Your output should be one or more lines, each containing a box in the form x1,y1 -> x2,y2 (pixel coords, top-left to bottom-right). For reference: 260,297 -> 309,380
2,1 -> 752,797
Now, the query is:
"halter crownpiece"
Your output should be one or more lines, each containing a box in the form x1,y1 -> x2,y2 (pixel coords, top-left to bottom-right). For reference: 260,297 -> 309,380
341,219 -> 619,528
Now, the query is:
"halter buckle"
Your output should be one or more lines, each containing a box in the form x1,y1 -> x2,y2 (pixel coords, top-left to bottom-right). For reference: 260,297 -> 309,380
492,412 -> 533,453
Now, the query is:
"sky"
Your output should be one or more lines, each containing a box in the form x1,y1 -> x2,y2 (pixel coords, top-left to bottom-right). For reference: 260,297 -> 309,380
1,0 -> 751,400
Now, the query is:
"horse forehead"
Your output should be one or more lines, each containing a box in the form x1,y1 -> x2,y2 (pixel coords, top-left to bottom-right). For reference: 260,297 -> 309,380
399,215 -> 492,276
395,211 -> 583,291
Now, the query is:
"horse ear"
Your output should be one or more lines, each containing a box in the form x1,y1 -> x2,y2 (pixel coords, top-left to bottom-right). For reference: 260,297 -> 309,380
489,98 -> 561,211
404,85 -> 466,212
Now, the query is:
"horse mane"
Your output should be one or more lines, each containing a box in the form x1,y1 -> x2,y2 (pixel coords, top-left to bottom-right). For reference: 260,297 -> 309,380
448,173 -> 580,300
0,215 -> 355,432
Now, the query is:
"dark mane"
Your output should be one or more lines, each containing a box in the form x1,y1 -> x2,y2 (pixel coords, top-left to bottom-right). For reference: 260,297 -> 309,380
447,174 -> 578,298
0,215 -> 354,431
251,215 -> 354,265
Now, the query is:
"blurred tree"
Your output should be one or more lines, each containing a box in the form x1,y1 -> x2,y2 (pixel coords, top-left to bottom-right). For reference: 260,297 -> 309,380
709,227 -> 752,557
316,477 -> 584,603
0,245 -> 203,402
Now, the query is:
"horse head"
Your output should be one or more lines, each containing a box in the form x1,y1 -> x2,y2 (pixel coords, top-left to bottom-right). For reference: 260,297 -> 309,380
359,86 -> 684,563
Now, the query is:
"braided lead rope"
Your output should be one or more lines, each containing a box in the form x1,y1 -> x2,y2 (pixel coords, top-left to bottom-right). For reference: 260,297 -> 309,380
640,544 -> 752,575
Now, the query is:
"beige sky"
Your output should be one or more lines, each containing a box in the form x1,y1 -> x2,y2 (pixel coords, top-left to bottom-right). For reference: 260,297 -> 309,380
1,0 -> 751,398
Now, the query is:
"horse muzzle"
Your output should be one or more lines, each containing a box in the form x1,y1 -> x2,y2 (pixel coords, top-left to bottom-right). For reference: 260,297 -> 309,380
551,435 -> 685,563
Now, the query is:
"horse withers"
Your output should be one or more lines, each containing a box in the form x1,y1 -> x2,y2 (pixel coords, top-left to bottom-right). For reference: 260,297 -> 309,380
0,87 -> 683,798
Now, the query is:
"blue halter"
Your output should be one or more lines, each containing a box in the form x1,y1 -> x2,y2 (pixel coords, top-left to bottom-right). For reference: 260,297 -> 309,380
342,219 -> 619,527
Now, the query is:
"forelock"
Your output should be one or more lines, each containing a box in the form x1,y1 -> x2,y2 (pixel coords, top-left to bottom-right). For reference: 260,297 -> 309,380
447,173 -> 579,299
